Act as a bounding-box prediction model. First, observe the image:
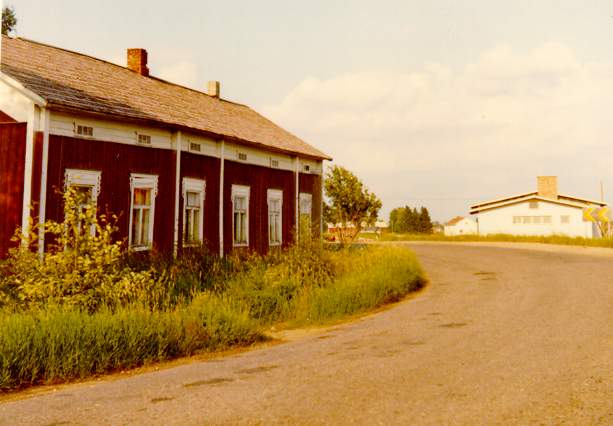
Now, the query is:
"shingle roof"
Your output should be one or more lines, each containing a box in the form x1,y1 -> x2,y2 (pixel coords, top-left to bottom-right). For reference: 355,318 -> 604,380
0,36 -> 331,160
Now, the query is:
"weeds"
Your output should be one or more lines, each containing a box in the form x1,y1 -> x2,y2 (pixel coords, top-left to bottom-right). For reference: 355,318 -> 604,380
0,190 -> 424,391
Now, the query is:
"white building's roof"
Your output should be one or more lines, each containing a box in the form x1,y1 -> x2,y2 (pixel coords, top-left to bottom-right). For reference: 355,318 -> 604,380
470,193 -> 606,215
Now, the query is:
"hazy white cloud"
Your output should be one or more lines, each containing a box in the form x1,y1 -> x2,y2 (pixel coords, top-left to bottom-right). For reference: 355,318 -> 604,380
157,60 -> 200,88
263,43 -> 613,221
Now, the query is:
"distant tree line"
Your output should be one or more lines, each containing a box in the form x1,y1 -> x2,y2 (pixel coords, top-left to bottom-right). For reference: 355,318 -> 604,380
389,206 -> 433,234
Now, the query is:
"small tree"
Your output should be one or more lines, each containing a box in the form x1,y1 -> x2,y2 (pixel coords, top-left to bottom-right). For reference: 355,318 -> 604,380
1,6 -> 17,36
324,165 -> 382,244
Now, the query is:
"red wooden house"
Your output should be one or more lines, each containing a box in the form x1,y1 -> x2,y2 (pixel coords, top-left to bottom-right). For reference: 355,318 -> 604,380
0,35 -> 330,258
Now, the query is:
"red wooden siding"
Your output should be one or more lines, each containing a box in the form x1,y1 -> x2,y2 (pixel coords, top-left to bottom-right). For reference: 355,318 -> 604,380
0,110 -> 17,123
0,123 -> 27,257
299,173 -> 323,237
30,132 -> 44,222
179,152 -> 221,254
223,161 -> 296,255
45,135 -> 176,253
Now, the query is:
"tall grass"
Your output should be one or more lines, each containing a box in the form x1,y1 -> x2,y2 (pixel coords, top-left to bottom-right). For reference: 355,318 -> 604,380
0,244 -> 424,391
0,295 -> 259,391
360,232 -> 613,248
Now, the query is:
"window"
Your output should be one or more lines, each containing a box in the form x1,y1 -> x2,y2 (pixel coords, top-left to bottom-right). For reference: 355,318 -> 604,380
529,201 -> 538,209
64,169 -> 101,237
237,152 -> 248,161
513,216 -> 521,224
268,189 -> 283,246
129,174 -> 158,250
303,164 -> 311,173
270,158 -> 279,168
182,178 -> 205,246
533,216 -> 542,224
299,193 -> 313,238
522,216 -> 531,224
232,185 -> 250,247
189,142 -> 201,153
137,134 -> 152,145
543,216 -> 552,224
75,124 -> 94,137
561,215 -> 570,224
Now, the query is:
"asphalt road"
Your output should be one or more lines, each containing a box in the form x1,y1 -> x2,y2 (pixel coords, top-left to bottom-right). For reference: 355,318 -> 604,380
1,243 -> 612,425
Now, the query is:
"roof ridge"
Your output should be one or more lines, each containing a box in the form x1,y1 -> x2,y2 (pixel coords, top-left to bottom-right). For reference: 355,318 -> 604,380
9,36 -> 250,107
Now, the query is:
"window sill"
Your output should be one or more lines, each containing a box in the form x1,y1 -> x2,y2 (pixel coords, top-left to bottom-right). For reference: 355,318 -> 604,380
130,245 -> 152,252
233,243 -> 249,248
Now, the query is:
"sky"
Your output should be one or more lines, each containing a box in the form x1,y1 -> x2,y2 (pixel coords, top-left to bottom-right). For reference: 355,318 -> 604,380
6,0 -> 613,221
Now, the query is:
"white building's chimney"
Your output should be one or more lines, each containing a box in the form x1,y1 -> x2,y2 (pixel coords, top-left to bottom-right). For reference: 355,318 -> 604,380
537,176 -> 558,199
208,81 -> 220,98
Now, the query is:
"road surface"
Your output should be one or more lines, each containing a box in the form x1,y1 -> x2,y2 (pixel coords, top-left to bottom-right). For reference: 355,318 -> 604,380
1,243 -> 612,425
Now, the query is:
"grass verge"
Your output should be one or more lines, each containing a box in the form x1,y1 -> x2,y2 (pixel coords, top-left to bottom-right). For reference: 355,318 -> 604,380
0,244 -> 424,392
359,232 -> 613,248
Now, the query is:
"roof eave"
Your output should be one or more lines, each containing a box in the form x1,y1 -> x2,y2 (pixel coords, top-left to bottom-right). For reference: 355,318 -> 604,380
46,103 -> 332,161
0,71 -> 47,107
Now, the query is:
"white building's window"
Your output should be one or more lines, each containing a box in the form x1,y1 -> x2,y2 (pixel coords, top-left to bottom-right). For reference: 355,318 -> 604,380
299,193 -> 313,237
129,174 -> 158,250
561,215 -> 570,224
232,185 -> 250,247
513,216 -> 521,224
529,201 -> 539,209
522,216 -> 532,224
182,178 -> 205,246
543,216 -> 552,224
64,169 -> 101,236
268,189 -> 283,246
533,216 -> 542,224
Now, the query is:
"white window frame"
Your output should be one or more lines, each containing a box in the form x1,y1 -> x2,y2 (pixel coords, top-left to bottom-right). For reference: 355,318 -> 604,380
128,173 -> 159,251
267,189 -> 283,246
232,185 -> 250,247
64,169 -> 101,237
182,177 -> 206,247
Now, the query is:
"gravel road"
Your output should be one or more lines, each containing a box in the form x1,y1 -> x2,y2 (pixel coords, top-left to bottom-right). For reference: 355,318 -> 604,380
1,243 -> 612,425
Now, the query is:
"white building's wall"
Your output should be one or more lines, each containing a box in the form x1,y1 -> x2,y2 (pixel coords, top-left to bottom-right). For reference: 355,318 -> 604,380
0,79 -> 34,122
444,218 -> 478,236
475,200 -> 593,238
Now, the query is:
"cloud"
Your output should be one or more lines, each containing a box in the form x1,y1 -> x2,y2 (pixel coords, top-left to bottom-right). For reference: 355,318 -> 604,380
157,60 -> 200,88
262,43 -> 613,221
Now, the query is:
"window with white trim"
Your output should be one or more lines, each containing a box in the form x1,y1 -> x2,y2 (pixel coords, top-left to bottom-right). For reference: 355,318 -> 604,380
299,193 -> 313,238
64,169 -> 101,236
268,189 -> 283,246
232,185 -> 250,247
129,174 -> 158,250
561,215 -> 570,224
183,178 -> 205,246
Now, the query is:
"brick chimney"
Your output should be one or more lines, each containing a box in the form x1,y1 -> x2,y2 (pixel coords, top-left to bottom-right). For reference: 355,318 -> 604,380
208,81 -> 220,98
537,176 -> 558,199
127,48 -> 149,77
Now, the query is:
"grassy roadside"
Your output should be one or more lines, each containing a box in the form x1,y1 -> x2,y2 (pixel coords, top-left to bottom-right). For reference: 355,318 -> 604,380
358,232 -> 613,248
0,244 -> 424,392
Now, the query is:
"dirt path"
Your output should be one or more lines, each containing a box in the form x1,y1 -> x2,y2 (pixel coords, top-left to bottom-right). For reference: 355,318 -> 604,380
1,243 -> 612,425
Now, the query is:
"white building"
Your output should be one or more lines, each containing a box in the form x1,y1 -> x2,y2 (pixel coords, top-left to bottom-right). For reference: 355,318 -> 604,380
470,176 -> 606,238
444,216 -> 478,236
